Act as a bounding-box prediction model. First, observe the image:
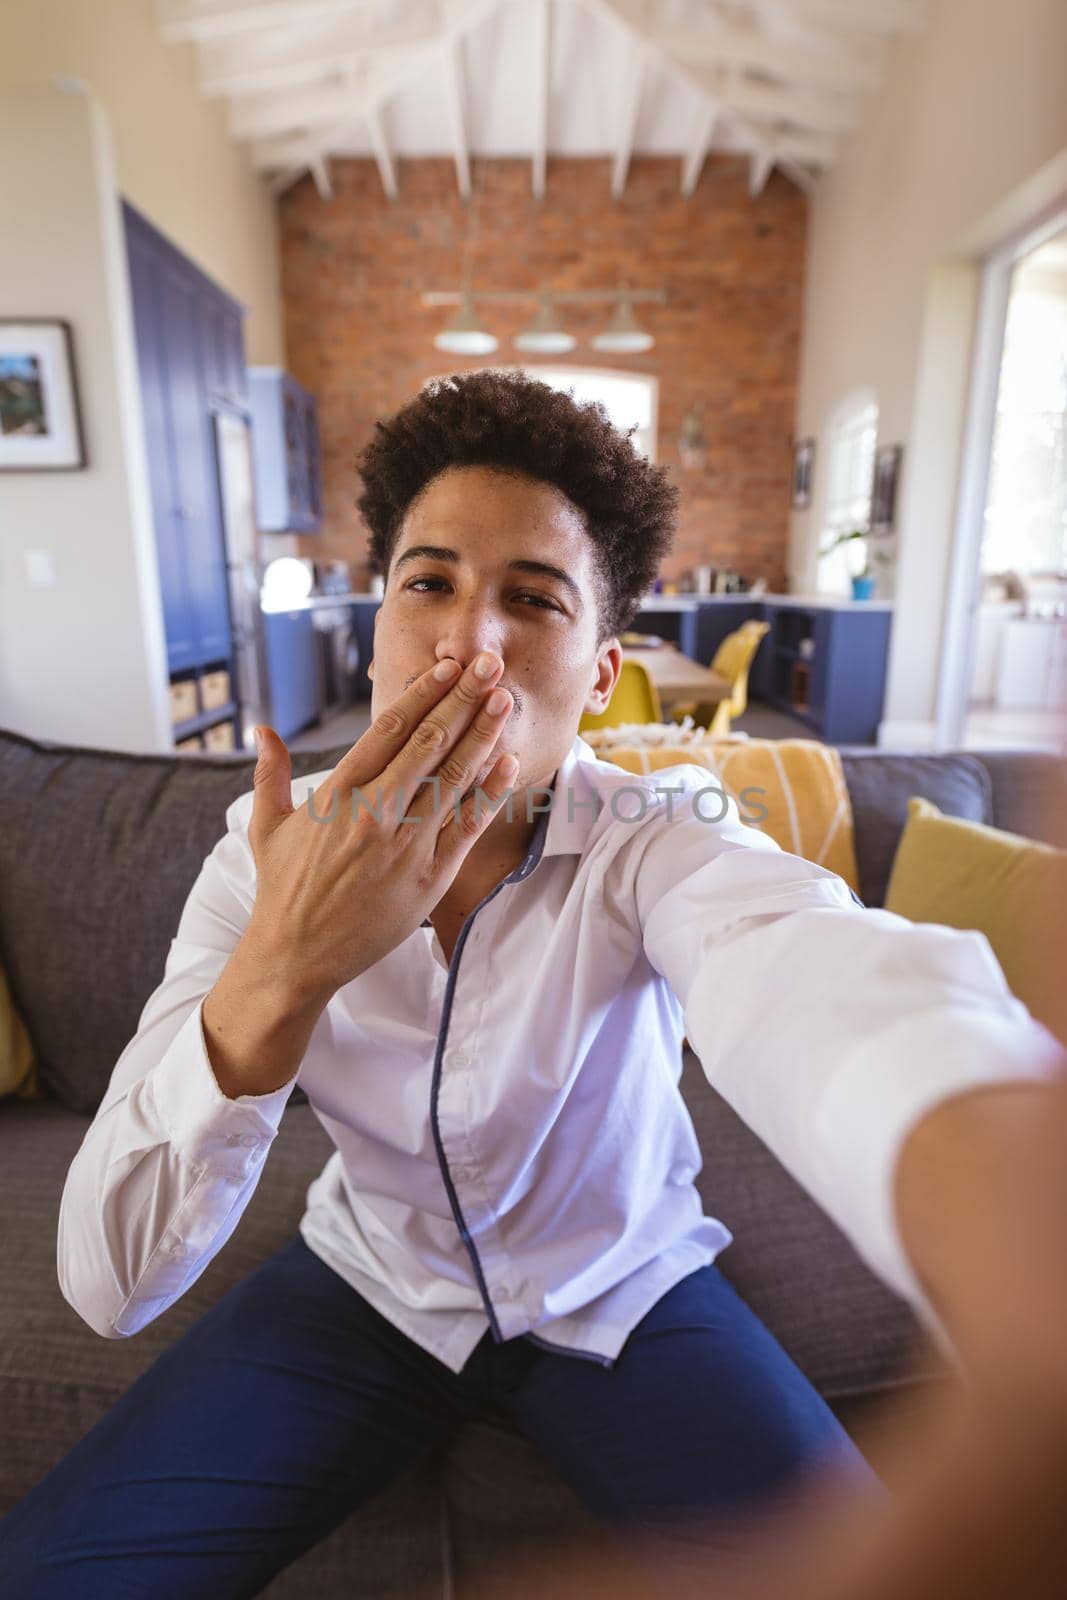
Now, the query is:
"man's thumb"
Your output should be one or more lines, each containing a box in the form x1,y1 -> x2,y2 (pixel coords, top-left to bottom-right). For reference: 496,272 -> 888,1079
251,725 -> 293,828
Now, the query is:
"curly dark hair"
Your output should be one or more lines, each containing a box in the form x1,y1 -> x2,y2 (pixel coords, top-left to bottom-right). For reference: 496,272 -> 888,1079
354,369 -> 679,644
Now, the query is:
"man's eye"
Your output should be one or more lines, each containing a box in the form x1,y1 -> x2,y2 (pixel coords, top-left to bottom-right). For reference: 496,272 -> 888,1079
405,578 -> 558,611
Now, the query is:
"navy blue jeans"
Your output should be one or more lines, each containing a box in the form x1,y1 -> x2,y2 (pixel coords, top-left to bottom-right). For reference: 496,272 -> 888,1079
0,1236 -> 879,1598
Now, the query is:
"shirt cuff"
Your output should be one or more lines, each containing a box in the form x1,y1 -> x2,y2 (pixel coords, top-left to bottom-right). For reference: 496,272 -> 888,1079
814,998 -> 1067,1354
148,996 -> 298,1165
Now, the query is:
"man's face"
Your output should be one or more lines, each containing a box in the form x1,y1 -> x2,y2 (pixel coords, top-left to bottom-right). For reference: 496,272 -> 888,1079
367,465 -> 622,793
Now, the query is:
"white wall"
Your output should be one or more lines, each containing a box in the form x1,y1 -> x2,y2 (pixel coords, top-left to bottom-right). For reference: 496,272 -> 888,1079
0,91 -> 171,752
0,0 -> 283,365
792,0 -> 1067,746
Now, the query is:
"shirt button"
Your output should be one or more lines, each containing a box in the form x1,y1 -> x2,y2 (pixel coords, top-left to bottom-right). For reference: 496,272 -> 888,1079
447,1049 -> 470,1069
452,1167 -> 471,1183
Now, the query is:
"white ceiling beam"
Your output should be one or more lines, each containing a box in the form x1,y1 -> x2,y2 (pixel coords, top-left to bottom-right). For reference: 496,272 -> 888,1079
686,68 -> 859,138
530,0 -> 549,199
157,0 -> 363,45
745,0 -> 851,53
365,104 -> 398,200
777,158 -> 818,198
580,0 -> 837,194
660,18 -> 883,96
757,124 -> 836,168
748,147 -> 775,199
611,34 -> 646,198
197,25 -> 437,99
785,0 -> 928,36
251,0 -> 501,192
680,96 -> 718,197
441,37 -> 472,200
310,153 -> 333,200
231,75 -> 365,141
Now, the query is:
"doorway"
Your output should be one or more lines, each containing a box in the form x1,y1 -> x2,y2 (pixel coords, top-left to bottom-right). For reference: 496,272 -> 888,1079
940,210 -> 1067,754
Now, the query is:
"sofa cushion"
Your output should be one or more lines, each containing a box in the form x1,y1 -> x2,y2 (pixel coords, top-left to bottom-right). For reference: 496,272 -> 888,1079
885,796 -> 1067,1048
588,735 -> 861,895
835,749 -> 993,909
0,726 -> 350,1115
0,1096 -> 447,1598
965,748 -> 1067,847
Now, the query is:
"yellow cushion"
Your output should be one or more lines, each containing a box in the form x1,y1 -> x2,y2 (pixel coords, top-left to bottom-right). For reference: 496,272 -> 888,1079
885,795 -> 1067,1049
592,735 -> 861,894
0,960 -> 42,1100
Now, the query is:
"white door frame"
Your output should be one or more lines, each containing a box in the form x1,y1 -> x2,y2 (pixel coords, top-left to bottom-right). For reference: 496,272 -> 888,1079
936,194 -> 1067,746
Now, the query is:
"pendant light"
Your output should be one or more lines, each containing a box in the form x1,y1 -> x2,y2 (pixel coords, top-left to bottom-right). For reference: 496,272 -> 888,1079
592,288 -> 654,354
433,291 -> 498,355
513,291 -> 576,354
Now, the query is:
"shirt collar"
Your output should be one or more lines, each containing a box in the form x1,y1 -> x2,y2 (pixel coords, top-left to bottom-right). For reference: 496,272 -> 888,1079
506,733 -> 602,882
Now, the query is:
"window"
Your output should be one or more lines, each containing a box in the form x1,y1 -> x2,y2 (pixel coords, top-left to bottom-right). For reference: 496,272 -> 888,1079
424,366 -> 658,461
817,391 -> 878,596
517,366 -> 658,461
981,232 -> 1067,576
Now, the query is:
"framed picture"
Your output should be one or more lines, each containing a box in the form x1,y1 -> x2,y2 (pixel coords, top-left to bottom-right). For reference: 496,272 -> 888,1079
0,319 -> 86,470
871,443 -> 903,533
791,437 -> 815,508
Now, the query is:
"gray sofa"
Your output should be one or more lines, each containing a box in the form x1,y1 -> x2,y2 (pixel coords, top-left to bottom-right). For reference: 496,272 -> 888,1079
2,722 -> 1065,1598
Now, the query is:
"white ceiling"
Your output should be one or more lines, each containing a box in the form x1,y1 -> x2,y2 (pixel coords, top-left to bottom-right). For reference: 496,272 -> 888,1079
156,0 -> 929,203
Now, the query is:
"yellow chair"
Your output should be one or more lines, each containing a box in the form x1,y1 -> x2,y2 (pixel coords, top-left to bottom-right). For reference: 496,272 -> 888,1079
578,658 -> 663,733
668,619 -> 770,735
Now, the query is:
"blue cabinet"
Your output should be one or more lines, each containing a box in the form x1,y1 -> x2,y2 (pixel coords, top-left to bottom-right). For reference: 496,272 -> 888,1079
124,203 -> 247,677
762,603 -> 893,744
263,610 -> 320,740
632,597 -> 892,744
248,368 -> 322,532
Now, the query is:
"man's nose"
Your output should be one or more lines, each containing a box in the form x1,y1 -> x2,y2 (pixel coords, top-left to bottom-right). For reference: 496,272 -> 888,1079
434,610 -> 507,673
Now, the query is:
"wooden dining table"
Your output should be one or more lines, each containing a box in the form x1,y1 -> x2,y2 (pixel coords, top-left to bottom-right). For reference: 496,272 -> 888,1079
619,643 -> 733,708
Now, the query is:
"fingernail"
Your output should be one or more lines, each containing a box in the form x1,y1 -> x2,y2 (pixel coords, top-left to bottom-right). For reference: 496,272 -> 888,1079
475,653 -> 498,678
486,688 -> 510,715
254,728 -> 264,752
434,659 -> 460,681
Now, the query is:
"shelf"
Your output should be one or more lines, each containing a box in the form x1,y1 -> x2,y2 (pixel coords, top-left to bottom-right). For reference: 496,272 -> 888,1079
172,700 -> 239,740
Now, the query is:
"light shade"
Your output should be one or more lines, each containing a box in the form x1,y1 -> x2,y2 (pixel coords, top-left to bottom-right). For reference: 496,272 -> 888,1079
592,294 -> 654,354
261,556 -> 314,611
433,291 -> 498,355
513,294 -> 577,354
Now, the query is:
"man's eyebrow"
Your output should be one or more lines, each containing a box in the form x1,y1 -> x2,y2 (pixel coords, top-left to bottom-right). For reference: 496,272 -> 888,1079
392,545 -> 584,610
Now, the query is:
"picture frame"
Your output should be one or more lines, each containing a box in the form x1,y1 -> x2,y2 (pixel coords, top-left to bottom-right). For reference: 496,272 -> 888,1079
0,319 -> 86,470
870,443 -> 903,533
791,437 -> 815,508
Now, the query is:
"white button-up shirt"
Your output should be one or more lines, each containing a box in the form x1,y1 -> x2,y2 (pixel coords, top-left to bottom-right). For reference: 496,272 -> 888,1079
58,735 -> 1065,1369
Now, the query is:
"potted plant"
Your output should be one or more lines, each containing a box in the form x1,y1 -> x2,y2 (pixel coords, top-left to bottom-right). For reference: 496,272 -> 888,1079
817,527 -> 891,600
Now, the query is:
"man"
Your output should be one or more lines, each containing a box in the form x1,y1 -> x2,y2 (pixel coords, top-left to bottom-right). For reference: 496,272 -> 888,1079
1,370 -> 1063,1598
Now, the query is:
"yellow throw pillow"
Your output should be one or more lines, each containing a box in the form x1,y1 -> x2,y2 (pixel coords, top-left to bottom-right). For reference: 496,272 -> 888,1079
885,796 -> 1067,1049
594,735 -> 861,895
0,960 -> 42,1100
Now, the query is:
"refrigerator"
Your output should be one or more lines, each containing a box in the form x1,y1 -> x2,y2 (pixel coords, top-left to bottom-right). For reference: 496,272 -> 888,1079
212,411 -> 271,753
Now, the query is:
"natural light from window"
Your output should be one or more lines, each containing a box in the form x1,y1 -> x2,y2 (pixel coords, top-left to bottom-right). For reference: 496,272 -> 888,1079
816,392 -> 879,596
981,234 -> 1067,576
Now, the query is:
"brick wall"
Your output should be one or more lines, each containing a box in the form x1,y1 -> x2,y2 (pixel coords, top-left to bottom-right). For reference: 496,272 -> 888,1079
279,154 -> 807,592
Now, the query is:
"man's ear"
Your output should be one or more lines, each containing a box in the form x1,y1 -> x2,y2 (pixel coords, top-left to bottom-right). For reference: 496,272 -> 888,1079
584,639 -> 622,713
367,605 -> 378,680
